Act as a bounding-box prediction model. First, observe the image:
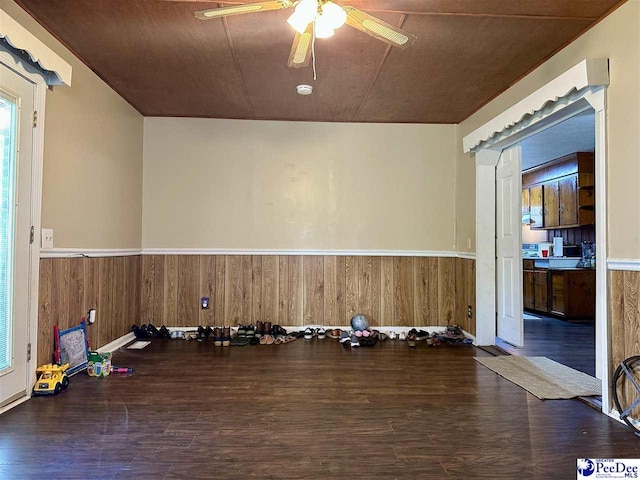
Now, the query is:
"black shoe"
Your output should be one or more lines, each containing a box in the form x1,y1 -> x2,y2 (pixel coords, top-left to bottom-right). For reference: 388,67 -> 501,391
237,325 -> 247,338
246,324 -> 255,338
197,325 -> 207,339
158,325 -> 171,339
146,324 -> 159,337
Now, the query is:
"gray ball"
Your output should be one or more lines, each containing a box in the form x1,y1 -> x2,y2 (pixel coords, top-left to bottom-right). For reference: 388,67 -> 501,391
350,314 -> 369,331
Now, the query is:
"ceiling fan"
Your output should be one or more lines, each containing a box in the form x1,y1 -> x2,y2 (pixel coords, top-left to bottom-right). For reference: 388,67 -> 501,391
192,0 -> 417,69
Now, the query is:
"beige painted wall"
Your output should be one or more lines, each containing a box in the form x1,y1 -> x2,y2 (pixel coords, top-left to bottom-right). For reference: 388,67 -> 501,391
143,118 -> 457,251
456,0 -> 640,259
1,1 -> 144,249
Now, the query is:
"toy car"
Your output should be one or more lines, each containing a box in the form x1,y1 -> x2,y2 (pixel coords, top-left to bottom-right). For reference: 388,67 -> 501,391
33,363 -> 70,395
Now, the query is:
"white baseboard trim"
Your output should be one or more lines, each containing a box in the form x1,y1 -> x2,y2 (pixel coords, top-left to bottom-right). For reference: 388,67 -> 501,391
40,248 -> 142,258
97,332 -> 136,353
607,408 -> 640,429
0,394 -> 29,416
607,258 -> 640,271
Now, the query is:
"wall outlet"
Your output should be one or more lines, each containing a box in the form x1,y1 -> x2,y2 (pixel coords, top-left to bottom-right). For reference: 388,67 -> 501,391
41,228 -> 54,249
467,305 -> 473,318
201,297 -> 210,309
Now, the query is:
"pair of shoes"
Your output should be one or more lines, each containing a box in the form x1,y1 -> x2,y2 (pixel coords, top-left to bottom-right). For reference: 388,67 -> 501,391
354,329 -> 371,338
131,324 -> 159,339
197,325 -> 213,340
407,332 -> 417,347
213,327 -> 231,347
328,328 -> 342,339
303,327 -> 326,339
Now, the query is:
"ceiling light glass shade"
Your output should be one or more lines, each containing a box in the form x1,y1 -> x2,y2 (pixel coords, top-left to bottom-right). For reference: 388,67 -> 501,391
314,15 -> 335,38
321,1 -> 346,29
288,0 -> 317,34
287,12 -> 311,34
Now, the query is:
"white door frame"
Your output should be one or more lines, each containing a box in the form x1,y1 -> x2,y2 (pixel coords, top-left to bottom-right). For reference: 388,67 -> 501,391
465,59 -> 610,413
0,47 -> 47,414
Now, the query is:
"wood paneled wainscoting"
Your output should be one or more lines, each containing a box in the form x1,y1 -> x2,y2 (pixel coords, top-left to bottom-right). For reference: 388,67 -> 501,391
37,256 -> 141,366
141,255 -> 475,334
611,268 -> 640,420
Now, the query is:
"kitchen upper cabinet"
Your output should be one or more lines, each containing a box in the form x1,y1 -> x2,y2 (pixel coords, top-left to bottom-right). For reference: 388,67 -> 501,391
543,181 -> 560,228
523,152 -> 594,230
529,185 -> 544,229
559,175 -> 578,225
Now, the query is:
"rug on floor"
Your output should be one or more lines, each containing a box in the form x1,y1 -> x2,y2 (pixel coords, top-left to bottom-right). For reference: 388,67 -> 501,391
474,356 -> 601,399
523,313 -> 541,320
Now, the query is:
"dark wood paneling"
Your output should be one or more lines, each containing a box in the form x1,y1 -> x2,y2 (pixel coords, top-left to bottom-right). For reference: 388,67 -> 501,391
139,255 -> 476,332
37,256 -> 141,366
610,269 -> 640,419
15,1 -> 622,123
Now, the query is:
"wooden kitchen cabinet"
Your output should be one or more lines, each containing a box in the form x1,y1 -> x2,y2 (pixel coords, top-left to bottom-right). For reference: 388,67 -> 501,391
559,175 -> 578,225
523,260 -> 549,313
523,269 -> 535,309
549,269 -> 596,319
533,270 -> 548,312
529,185 -> 544,229
543,181 -> 560,228
523,152 -> 594,229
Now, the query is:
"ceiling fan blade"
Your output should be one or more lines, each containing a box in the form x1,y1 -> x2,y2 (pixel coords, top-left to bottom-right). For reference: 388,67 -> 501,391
195,1 -> 293,20
287,25 -> 313,69
342,6 -> 416,49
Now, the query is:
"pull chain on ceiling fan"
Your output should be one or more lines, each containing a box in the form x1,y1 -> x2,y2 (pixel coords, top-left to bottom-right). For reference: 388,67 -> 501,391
194,0 -> 416,71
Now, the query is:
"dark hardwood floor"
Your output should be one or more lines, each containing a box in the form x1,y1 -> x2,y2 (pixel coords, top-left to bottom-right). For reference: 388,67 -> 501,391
497,314 -> 596,376
1,337 -> 636,479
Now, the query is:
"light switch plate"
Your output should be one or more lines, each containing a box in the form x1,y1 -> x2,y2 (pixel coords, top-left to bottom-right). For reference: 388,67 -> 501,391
41,228 -> 54,249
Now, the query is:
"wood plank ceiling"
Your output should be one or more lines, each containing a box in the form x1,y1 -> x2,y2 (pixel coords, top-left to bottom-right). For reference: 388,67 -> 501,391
15,0 -> 625,123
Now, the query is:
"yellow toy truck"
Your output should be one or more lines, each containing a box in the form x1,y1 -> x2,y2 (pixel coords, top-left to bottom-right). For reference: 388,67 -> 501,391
33,363 -> 70,395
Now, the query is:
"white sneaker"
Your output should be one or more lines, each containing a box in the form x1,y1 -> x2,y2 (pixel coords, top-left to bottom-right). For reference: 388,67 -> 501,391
399,331 -> 406,341
317,327 -> 326,339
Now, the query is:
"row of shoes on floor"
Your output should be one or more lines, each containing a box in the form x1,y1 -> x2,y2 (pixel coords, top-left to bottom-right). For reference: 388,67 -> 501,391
197,323 -> 301,346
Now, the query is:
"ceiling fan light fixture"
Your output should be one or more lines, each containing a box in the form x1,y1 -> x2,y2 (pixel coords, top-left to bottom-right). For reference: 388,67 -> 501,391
314,14 -> 335,38
287,13 -> 310,34
321,1 -> 346,29
287,0 -> 317,34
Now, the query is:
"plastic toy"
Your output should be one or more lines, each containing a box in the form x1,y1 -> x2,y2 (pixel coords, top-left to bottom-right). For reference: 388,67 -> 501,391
33,363 -> 70,395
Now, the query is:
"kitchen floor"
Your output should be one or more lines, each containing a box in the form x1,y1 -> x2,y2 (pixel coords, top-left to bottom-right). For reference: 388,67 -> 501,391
496,314 -> 596,376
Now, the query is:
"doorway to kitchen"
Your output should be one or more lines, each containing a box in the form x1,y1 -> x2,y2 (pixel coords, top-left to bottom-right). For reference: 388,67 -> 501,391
498,109 -> 597,376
